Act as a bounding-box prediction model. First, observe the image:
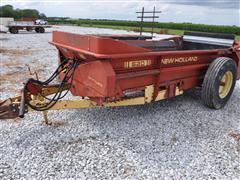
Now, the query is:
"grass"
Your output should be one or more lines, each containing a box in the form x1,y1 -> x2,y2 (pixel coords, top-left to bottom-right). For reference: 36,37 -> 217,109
78,24 -> 240,41
80,23 -> 184,34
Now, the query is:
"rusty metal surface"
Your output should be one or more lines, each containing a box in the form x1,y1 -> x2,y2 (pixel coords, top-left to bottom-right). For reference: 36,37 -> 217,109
1,31 -> 240,117
50,31 -> 150,56
0,99 -> 20,119
52,31 -> 240,105
50,31 -> 233,59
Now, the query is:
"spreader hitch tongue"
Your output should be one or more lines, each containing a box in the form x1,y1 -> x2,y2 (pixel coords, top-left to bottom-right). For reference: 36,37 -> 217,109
0,98 -> 21,119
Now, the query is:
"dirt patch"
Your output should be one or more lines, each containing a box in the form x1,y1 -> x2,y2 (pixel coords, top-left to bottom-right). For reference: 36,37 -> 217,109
0,71 -> 28,93
0,59 -> 22,68
1,71 -> 28,82
229,132 -> 240,142
229,132 -> 240,152
50,121 -> 69,128
0,63 -> 50,94
0,48 -> 34,57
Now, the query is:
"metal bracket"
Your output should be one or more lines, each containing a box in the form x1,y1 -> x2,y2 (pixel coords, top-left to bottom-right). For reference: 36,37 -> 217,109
42,111 -> 51,125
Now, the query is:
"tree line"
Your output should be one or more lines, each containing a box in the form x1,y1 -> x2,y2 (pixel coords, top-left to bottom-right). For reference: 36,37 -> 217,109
0,5 -> 46,19
1,4 -> 239,35
49,19 -> 240,35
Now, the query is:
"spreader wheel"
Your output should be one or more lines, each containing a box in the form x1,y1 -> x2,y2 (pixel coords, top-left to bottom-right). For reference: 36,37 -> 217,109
201,57 -> 237,109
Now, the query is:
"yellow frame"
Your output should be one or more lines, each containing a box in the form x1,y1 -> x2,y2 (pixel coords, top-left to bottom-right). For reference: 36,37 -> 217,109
37,85 -> 181,109
10,85 -> 183,124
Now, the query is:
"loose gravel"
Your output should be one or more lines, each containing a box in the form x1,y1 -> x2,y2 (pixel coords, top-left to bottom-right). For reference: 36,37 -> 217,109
0,26 -> 240,179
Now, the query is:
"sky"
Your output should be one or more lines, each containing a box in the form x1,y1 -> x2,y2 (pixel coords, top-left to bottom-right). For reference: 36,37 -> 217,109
1,0 -> 240,26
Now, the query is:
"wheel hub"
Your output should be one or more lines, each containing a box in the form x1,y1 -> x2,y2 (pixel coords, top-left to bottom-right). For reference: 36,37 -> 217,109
218,71 -> 233,99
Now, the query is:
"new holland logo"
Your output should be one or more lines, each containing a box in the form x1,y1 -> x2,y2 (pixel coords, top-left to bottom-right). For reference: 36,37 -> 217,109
162,56 -> 198,65
124,60 -> 152,68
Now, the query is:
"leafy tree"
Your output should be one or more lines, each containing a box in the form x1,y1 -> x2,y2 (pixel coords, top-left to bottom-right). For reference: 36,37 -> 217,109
39,13 -> 47,19
21,9 -> 39,18
0,4 -> 47,19
0,5 -> 16,17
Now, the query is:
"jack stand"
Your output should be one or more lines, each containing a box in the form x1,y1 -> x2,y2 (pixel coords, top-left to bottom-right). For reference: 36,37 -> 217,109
42,111 -> 51,125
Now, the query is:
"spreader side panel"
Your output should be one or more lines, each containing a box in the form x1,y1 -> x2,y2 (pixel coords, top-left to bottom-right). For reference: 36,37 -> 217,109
51,31 -> 150,57
70,61 -> 116,98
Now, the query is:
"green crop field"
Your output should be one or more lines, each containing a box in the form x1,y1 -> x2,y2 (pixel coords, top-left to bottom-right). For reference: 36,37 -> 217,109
48,19 -> 240,40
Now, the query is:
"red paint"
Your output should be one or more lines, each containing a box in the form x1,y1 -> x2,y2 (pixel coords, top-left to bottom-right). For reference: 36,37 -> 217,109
50,31 -> 240,104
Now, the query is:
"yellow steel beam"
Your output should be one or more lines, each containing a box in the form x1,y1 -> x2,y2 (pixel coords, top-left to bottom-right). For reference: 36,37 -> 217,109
155,89 -> 167,101
41,84 -> 70,96
43,85 -> 155,110
145,85 -> 154,103
175,87 -> 184,96
47,97 -> 145,111
28,85 -> 183,111
0,84 -> 184,121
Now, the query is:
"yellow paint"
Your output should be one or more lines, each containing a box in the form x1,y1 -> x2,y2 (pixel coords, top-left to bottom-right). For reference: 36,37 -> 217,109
124,60 -> 152,68
162,56 -> 198,65
145,85 -> 154,103
42,111 -> 50,125
41,85 -> 70,96
47,86 -> 154,110
175,87 -> 184,96
26,85 -> 184,113
103,97 -> 145,107
219,71 -> 233,99
155,89 -> 167,101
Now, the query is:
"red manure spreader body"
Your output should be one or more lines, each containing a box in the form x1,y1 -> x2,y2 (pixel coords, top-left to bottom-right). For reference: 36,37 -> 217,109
1,31 -> 240,123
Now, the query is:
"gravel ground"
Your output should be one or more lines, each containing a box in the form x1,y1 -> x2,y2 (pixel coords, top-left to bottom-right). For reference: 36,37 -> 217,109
0,26 -> 240,179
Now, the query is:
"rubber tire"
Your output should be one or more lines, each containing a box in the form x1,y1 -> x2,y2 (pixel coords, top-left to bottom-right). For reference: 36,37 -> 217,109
26,28 -> 32,31
201,57 -> 237,109
39,27 -> 45,33
35,27 -> 40,33
9,28 -> 13,33
9,27 -> 18,34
